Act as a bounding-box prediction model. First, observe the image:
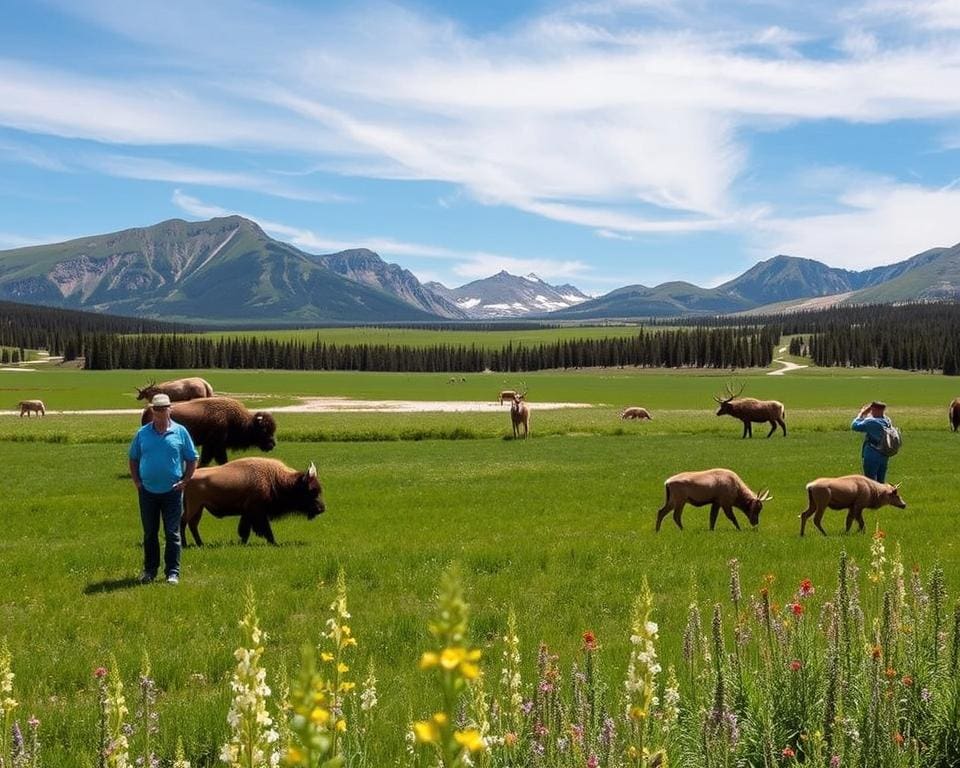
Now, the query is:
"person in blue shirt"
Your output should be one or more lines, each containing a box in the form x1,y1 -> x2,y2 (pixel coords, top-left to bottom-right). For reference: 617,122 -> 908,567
128,393 -> 198,585
851,400 -> 892,483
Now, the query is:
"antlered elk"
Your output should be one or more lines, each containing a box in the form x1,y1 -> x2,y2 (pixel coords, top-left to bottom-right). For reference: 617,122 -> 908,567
510,392 -> 530,439
714,384 -> 786,438
950,398 -> 960,432
18,400 -> 45,417
621,407 -> 652,420
136,377 -> 213,403
656,468 -> 771,532
799,475 -> 907,536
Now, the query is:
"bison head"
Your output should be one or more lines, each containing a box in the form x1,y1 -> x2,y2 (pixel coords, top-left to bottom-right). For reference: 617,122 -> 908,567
884,482 -> 907,509
296,462 -> 326,518
251,412 -> 277,452
745,489 -> 772,527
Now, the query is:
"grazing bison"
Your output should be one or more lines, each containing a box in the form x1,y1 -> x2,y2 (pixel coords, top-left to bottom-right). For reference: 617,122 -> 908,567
136,377 -> 214,403
799,475 -> 907,536
498,389 -> 518,406
182,458 -> 325,545
621,407 -> 652,420
715,384 -> 786,438
141,396 -> 276,467
510,393 -> 530,439
18,400 -> 45,417
656,468 -> 771,532
950,398 -> 960,432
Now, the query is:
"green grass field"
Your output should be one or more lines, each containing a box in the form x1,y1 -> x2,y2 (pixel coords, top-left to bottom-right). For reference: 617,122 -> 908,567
2,363 -> 960,766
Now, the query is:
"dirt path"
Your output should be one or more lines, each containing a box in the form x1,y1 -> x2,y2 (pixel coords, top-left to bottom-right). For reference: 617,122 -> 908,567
767,359 -> 809,376
0,397 -> 594,417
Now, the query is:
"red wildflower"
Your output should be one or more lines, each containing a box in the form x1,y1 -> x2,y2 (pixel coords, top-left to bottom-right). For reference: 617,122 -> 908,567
894,732 -> 905,746
874,528 -> 886,540
871,645 -> 883,660
799,578 -> 814,598
790,659 -> 802,672
790,602 -> 804,617
93,667 -> 108,679
782,746 -> 796,758
885,667 -> 897,680
902,675 -> 914,687
582,631 -> 598,651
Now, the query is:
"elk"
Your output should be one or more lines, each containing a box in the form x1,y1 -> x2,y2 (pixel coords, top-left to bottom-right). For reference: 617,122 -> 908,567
510,391 -> 530,439
620,407 -> 652,420
714,384 -> 786,438
799,475 -> 907,536
136,377 -> 214,402
655,468 -> 771,532
950,398 -> 960,432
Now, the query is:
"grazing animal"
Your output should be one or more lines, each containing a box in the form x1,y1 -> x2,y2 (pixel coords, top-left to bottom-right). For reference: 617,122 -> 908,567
141,396 -> 276,467
656,468 -> 771,532
182,458 -> 325,545
950,398 -> 960,432
510,393 -> 530,439
18,400 -> 45,417
799,475 -> 907,536
714,384 -> 787,438
136,377 -> 214,403
498,389 -> 518,405
621,407 -> 652,420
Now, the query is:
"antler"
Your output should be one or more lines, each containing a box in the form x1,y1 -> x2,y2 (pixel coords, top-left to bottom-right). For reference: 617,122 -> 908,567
757,489 -> 773,502
715,382 -> 744,403
892,481 -> 902,490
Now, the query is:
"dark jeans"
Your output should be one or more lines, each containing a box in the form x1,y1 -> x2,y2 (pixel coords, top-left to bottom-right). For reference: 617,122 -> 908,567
138,487 -> 182,578
863,450 -> 889,483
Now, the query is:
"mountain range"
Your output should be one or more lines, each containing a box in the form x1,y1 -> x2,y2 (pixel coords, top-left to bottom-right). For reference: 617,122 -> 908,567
1,215 -> 959,323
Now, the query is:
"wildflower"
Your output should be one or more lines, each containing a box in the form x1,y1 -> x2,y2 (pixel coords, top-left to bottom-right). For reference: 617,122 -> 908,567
582,630 -> 599,652
359,664 -> 378,712
894,732 -> 905,746
921,688 -> 932,703
790,659 -> 802,672
1,639 -> 19,764
95,667 -> 108,679
870,523 -> 887,584
782,746 -> 796,758
728,558 -> 742,605
830,756 -> 841,767
501,609 -> 523,736
586,753 -> 599,768
454,729 -> 485,753
790,602 -> 804,617
901,675 -> 913,687
624,579 -> 660,722
799,578 -> 815,598
101,655 -> 131,768
885,667 -> 897,680
662,666 -> 680,732
871,645 -> 882,660
173,737 -> 191,768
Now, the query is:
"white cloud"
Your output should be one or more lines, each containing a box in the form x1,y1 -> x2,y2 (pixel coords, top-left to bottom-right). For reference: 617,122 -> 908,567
758,181 -> 960,268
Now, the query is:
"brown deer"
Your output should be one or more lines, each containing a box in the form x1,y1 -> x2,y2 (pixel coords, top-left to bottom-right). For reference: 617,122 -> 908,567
656,468 -> 771,532
714,384 -> 786,438
18,400 -> 45,417
950,398 -> 960,432
510,390 -> 530,439
799,475 -> 907,536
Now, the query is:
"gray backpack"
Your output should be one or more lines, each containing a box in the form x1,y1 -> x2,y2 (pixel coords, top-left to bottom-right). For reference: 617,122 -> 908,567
875,422 -> 902,457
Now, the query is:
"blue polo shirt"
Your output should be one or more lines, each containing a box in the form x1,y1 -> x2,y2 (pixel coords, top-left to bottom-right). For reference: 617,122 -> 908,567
851,416 -> 891,460
129,420 -> 198,493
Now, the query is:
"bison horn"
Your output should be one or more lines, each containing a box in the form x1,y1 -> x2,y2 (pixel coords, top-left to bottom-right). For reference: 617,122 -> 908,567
308,462 -> 316,478
758,489 -> 773,502
893,481 -> 902,490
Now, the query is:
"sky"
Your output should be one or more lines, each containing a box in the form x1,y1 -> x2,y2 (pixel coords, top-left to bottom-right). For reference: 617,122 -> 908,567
2,0 -> 960,294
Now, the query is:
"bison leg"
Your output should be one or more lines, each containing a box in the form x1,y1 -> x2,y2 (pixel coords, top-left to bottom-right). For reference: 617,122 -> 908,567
671,502 -> 685,531
766,421 -> 777,438
722,505 -> 741,530
843,510 -> 856,534
854,507 -> 866,533
813,508 -> 828,537
214,448 -> 228,465
778,418 -> 787,436
187,511 -> 204,547
251,517 -> 276,545
655,504 -> 673,532
238,517 -> 252,544
198,446 -> 214,467
709,503 -> 720,531
799,506 -> 813,536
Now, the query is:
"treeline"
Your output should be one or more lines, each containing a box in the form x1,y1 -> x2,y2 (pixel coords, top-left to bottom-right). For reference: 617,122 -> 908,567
84,326 -> 777,371
0,300 -> 189,360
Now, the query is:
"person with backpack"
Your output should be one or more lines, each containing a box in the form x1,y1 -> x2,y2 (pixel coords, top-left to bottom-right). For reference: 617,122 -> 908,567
851,400 -> 900,482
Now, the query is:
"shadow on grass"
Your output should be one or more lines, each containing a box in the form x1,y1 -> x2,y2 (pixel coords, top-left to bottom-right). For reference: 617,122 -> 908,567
83,576 -> 143,594
182,539 -> 309,550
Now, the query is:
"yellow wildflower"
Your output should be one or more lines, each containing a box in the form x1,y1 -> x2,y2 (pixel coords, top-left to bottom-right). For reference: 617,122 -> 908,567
440,647 -> 465,670
339,682 -> 356,693
310,706 -> 330,725
413,720 -> 439,744
285,747 -> 304,764
320,652 -> 334,663
337,663 -> 349,674
335,719 -> 347,733
420,652 -> 439,669
454,729 -> 485,752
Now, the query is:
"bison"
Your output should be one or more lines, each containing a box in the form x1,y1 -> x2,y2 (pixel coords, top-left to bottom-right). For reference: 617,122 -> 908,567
799,475 -> 907,536
510,392 -> 530,439
621,407 -> 652,420
950,398 -> 960,432
656,468 -> 771,532
182,458 -> 325,545
715,384 -> 786,438
499,389 -> 518,405
141,396 -> 276,467
18,400 -> 45,417
136,377 -> 214,403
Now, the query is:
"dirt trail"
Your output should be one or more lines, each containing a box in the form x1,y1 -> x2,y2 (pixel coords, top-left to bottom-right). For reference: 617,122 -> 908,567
767,359 -> 809,376
0,397 -> 594,417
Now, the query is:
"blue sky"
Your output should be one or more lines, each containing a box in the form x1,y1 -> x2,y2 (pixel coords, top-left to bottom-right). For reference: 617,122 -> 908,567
2,0 -> 960,294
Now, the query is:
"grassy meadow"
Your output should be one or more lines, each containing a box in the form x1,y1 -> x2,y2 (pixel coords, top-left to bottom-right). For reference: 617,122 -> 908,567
2,361 -> 960,765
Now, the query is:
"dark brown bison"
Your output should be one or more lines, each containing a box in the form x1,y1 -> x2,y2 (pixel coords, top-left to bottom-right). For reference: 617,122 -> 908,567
950,398 -> 960,432
136,377 -> 214,402
141,396 -> 276,466
799,475 -> 907,536
182,458 -> 325,545
714,384 -> 786,438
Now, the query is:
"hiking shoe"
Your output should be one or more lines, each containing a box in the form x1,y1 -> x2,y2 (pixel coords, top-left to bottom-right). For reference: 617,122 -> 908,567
166,574 -> 179,585
138,572 -> 155,585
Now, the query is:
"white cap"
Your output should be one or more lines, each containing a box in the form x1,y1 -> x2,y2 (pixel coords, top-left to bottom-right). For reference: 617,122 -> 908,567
150,393 -> 172,408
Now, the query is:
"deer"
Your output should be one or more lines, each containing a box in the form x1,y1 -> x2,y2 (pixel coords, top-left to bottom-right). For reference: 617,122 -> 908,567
799,476 -> 907,536
510,389 -> 530,439
656,468 -> 771,532
714,383 -> 786,438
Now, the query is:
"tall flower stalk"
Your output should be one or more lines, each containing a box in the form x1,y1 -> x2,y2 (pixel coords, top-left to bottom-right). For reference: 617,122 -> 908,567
1,640 -> 18,768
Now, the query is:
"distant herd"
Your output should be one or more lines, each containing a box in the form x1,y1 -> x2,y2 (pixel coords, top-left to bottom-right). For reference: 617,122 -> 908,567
10,373 -> 950,540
